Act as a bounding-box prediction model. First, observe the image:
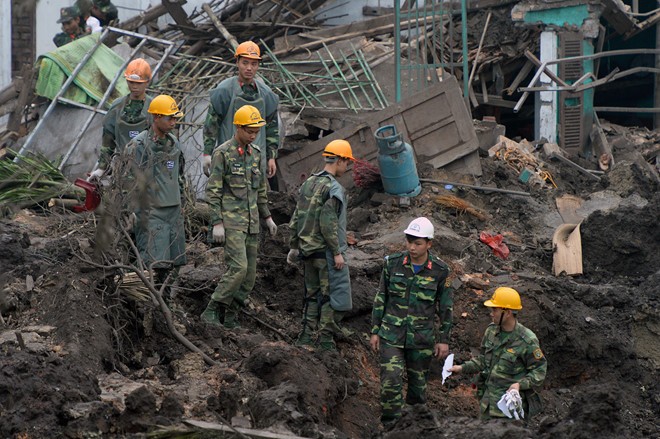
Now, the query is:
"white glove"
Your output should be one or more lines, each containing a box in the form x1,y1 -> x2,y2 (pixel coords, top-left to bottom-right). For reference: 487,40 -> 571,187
125,212 -> 137,233
497,389 -> 524,420
265,217 -> 277,237
286,249 -> 299,266
212,223 -> 225,245
202,154 -> 212,177
87,168 -> 105,182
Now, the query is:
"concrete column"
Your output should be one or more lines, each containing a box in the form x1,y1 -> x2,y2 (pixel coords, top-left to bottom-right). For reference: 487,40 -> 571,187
536,30 -> 558,143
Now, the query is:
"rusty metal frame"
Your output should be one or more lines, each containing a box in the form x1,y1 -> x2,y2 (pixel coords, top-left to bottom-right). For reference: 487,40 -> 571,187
514,48 -> 660,113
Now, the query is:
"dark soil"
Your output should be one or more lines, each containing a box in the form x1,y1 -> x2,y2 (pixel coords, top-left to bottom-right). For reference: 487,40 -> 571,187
1,125 -> 659,438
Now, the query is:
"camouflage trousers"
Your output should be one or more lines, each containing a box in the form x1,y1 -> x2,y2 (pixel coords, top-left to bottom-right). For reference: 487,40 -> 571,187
301,256 -> 345,343
134,205 -> 187,269
379,342 -> 433,424
211,229 -> 258,311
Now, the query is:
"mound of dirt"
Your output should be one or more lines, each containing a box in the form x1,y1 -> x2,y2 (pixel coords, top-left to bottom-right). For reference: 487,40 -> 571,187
1,126 -> 658,438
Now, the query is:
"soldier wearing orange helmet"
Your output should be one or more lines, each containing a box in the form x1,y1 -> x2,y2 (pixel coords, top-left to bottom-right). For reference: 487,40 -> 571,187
88,58 -> 153,181
202,41 -> 280,188
287,139 -> 355,350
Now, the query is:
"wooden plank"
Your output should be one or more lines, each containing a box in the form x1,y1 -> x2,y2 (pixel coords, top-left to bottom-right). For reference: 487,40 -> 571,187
277,76 -> 480,192
162,0 -> 195,35
555,195 -> 584,224
552,224 -> 583,276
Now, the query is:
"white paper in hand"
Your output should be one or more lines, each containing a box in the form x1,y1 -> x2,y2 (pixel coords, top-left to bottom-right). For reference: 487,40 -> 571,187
442,353 -> 454,385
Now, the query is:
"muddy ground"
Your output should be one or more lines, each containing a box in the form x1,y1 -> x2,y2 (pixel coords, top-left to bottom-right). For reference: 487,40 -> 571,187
1,123 -> 659,438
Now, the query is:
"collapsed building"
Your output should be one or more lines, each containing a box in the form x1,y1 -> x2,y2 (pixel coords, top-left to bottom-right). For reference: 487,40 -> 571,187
1,0 -> 659,193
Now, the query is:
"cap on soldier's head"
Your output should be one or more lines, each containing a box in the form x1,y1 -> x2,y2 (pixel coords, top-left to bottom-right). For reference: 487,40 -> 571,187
92,0 -> 111,6
57,6 -> 79,23
404,217 -> 434,239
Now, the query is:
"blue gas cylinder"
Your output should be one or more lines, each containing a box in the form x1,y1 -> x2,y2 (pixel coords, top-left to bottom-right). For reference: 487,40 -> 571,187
375,125 -> 421,197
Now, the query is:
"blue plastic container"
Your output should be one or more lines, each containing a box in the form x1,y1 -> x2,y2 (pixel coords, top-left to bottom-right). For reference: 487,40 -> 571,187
375,125 -> 421,197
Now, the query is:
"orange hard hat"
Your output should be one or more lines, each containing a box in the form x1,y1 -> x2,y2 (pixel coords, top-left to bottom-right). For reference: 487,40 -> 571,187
234,41 -> 262,60
322,139 -> 355,161
124,58 -> 152,83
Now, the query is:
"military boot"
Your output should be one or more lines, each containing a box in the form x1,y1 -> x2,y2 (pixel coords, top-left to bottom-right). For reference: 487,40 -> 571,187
333,310 -> 354,340
200,300 -> 223,326
223,304 -> 240,329
318,302 -> 337,351
317,333 -> 336,351
295,300 -> 318,346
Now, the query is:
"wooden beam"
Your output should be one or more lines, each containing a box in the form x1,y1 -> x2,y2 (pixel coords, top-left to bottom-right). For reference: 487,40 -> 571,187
202,3 -> 239,51
161,0 -> 196,35
7,64 -> 35,133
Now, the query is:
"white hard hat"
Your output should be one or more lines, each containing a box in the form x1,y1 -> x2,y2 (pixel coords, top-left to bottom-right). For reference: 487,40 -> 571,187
404,217 -> 434,239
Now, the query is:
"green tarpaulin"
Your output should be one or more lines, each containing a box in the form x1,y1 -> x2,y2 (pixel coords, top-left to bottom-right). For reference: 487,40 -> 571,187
35,33 -> 129,109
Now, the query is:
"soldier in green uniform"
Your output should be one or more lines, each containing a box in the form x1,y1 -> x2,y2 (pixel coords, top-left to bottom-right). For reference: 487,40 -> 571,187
122,95 -> 187,292
202,41 -> 279,188
370,217 -> 453,427
286,140 -> 355,351
90,0 -> 118,26
201,105 -> 278,329
89,58 -> 153,182
448,287 -> 547,420
53,7 -> 86,48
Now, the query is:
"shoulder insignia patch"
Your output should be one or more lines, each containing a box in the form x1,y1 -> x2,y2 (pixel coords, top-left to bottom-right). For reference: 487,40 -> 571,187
507,348 -> 516,354
533,348 -> 544,360
445,278 -> 451,288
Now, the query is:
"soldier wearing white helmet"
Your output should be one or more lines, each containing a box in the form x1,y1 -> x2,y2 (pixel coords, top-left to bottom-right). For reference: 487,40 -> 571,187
370,217 -> 453,427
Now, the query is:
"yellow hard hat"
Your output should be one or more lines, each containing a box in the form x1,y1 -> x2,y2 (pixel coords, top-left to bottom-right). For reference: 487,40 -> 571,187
234,41 -> 262,60
484,287 -> 522,310
148,95 -> 183,117
233,105 -> 266,127
322,139 -> 355,161
124,58 -> 152,83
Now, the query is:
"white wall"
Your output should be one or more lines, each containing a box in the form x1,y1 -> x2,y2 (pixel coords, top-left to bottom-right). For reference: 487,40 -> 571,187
316,0 -> 395,26
0,0 -> 12,89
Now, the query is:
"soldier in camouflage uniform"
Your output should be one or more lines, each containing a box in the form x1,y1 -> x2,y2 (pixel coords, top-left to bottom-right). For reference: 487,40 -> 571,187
88,59 -> 153,182
122,95 -> 187,291
202,41 -> 279,188
201,105 -> 278,329
449,287 -> 547,420
90,0 -> 118,26
370,217 -> 452,427
287,140 -> 355,351
53,7 -> 86,48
